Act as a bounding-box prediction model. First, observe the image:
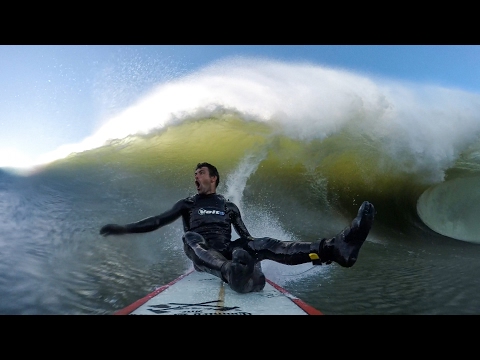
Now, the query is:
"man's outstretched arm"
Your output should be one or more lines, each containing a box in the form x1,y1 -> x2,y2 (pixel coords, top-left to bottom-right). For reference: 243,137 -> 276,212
100,199 -> 185,236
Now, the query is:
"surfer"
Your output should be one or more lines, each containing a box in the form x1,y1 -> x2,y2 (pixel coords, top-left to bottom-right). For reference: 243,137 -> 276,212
100,162 -> 375,294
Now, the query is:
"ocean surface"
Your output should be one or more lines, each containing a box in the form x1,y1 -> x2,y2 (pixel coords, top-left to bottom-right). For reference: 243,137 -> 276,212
3,58 -> 480,315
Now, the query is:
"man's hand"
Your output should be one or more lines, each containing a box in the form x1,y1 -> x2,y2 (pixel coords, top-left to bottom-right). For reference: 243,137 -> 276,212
100,224 -> 127,236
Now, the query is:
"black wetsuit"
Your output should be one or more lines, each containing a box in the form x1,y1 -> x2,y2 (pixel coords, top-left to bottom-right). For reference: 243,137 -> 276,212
121,193 -> 321,292
101,188 -> 375,293
123,193 -> 250,256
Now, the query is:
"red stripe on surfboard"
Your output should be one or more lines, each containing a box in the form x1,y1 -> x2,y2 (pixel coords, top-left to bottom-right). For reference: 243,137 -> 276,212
266,279 -> 323,315
114,269 -> 195,315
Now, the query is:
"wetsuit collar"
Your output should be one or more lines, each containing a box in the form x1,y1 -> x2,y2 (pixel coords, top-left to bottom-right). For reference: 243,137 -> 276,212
197,192 -> 216,198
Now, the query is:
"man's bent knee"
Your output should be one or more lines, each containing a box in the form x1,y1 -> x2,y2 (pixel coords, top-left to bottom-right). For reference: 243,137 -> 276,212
183,231 -> 205,246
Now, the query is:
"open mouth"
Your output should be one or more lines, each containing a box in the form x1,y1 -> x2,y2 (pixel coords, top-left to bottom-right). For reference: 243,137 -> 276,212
195,180 -> 200,190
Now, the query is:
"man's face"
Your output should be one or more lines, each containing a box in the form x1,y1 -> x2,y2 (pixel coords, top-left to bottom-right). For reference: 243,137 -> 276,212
194,166 -> 216,195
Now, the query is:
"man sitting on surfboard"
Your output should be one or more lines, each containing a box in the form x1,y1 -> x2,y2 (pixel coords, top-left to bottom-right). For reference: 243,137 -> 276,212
100,162 -> 375,294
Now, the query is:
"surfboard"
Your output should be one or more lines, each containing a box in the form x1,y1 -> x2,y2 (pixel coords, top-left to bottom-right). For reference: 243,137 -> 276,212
114,269 -> 323,315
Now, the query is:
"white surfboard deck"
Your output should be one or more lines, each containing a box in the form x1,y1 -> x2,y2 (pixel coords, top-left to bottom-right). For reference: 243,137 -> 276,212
114,269 -> 322,315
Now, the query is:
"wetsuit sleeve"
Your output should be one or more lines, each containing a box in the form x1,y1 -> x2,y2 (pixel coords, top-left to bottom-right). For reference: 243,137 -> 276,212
228,201 -> 253,240
122,199 -> 186,233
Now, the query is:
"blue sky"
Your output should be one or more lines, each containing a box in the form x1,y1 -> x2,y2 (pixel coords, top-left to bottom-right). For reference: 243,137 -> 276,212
1,45 -> 479,169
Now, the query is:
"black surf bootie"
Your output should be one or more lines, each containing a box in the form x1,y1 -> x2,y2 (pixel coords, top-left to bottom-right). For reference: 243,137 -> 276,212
311,201 -> 375,267
221,248 -> 256,293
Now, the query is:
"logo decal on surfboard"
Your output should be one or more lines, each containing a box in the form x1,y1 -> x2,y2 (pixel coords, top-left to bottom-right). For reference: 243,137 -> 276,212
142,300 -> 252,315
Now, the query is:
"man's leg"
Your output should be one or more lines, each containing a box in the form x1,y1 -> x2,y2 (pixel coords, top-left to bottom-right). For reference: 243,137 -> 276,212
246,201 -> 375,268
182,232 -> 265,293
183,231 -> 229,280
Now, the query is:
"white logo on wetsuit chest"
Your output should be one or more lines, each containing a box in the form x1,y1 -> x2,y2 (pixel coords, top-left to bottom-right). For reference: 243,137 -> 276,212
198,208 -> 225,216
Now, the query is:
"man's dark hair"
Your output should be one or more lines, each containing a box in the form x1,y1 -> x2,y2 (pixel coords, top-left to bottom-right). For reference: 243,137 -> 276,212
196,162 -> 220,187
